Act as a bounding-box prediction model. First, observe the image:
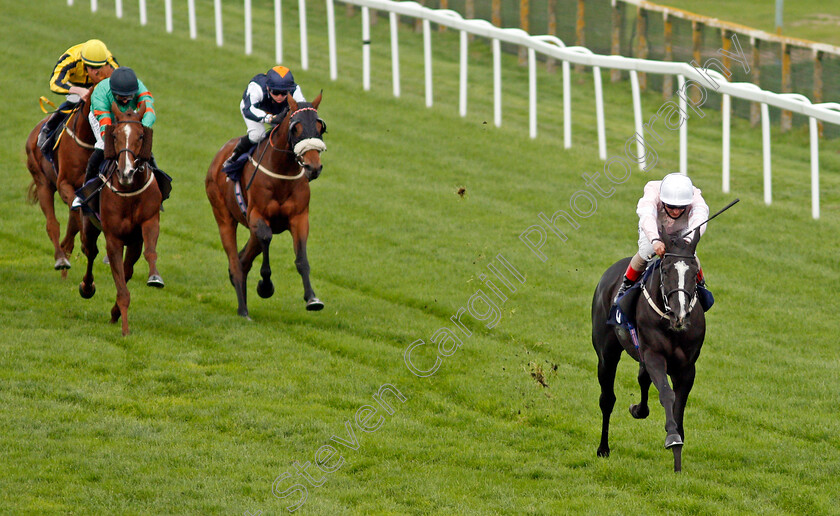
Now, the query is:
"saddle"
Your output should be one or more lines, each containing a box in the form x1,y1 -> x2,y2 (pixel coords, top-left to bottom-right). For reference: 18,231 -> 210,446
221,144 -> 258,182
40,110 -> 74,163
75,161 -> 173,221
607,260 -> 714,330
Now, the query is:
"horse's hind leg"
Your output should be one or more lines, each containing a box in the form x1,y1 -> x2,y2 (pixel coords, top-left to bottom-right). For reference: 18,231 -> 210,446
34,182 -> 70,272
630,363 -> 651,419
207,182 -> 248,318
123,239 -> 143,283
596,339 -> 621,457
79,218 -> 99,298
289,213 -> 323,311
141,215 -> 164,288
105,235 -> 130,336
250,219 -> 275,299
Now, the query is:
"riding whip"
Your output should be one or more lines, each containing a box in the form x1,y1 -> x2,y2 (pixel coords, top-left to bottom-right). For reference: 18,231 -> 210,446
680,198 -> 740,239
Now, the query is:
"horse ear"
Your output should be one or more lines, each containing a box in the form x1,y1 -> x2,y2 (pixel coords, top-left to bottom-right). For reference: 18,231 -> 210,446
103,125 -> 116,159
658,224 -> 668,249
687,226 -> 701,254
312,90 -> 322,109
288,95 -> 299,112
140,127 -> 153,160
110,101 -> 121,120
137,100 -> 147,116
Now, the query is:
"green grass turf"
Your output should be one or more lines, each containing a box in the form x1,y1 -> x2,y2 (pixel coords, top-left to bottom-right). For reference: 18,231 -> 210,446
656,0 -> 840,46
1,0 -> 839,514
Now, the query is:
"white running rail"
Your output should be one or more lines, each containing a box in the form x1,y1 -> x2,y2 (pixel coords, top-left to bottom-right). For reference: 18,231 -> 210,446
70,0 -> 840,219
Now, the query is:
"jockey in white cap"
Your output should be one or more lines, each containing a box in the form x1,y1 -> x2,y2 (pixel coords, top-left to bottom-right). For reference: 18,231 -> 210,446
615,173 -> 710,302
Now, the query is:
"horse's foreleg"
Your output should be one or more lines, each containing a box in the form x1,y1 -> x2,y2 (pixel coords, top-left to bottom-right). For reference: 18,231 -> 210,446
642,352 -> 682,450
61,209 -> 81,258
630,363 -> 652,419
105,236 -> 130,336
596,341 -> 621,458
289,213 -> 323,311
141,215 -> 164,288
249,218 -> 274,299
34,182 -> 69,271
79,218 -> 99,298
672,363 -> 696,441
57,175 -> 78,207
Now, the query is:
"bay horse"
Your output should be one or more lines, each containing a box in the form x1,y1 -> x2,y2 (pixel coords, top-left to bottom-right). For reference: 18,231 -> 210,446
24,93 -> 98,275
591,228 -> 705,472
205,93 -> 326,319
79,101 -> 164,336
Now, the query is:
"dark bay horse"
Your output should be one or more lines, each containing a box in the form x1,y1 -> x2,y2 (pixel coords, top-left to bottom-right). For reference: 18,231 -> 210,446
591,229 -> 705,472
79,102 -> 164,336
24,94 -> 98,275
206,94 -> 326,319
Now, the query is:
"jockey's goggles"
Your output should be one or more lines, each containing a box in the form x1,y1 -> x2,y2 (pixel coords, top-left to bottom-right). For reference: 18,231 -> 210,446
664,203 -> 687,210
270,89 -> 289,96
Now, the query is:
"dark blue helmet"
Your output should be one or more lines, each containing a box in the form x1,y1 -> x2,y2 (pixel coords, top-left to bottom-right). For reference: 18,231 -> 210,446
110,67 -> 139,97
266,65 -> 296,94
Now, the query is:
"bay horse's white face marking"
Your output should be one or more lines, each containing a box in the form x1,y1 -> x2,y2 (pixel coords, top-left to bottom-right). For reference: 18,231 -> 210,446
118,123 -> 133,182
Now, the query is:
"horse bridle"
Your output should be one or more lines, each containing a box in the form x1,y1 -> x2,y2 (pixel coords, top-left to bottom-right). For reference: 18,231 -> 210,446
112,119 -> 148,171
103,119 -> 153,196
245,107 -> 325,187
658,252 -> 698,315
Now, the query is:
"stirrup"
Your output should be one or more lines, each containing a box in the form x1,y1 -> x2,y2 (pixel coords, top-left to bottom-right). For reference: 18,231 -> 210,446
614,280 -> 634,305
222,153 -> 238,169
70,196 -> 83,210
37,130 -> 49,149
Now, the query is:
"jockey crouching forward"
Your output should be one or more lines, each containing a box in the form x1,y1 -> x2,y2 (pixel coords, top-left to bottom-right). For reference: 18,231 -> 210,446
37,39 -> 118,149
222,65 -> 306,170
615,173 -> 710,303
72,67 -> 169,209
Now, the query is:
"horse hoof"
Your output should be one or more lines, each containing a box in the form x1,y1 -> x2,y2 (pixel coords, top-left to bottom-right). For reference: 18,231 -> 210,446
257,279 -> 274,299
79,282 -> 95,299
629,404 -> 649,419
54,257 -> 71,270
665,434 -> 684,449
147,275 -> 165,288
597,446 -> 610,458
306,298 -> 324,311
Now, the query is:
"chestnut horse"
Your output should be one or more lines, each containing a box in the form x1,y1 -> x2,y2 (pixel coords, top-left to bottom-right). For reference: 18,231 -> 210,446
206,94 -> 326,319
79,102 -> 163,336
591,229 -> 705,472
24,94 -> 97,275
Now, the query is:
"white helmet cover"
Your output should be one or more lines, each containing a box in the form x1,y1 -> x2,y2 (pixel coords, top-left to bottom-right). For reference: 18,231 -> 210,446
659,173 -> 694,206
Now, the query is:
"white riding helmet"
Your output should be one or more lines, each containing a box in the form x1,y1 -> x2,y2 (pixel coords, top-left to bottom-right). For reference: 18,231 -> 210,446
659,173 -> 694,206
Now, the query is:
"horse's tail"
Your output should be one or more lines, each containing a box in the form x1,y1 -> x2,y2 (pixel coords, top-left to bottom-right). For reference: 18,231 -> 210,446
26,179 -> 38,205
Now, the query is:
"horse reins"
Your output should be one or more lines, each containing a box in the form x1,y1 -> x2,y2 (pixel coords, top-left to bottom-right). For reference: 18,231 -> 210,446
641,254 -> 698,318
102,119 -> 155,197
245,107 -> 325,189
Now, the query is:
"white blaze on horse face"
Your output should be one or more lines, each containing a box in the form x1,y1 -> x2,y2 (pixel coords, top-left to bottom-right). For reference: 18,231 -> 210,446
120,124 -> 132,177
674,260 -> 690,319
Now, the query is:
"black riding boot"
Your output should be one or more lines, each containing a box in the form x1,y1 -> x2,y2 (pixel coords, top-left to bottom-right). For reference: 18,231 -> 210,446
38,99 -> 80,148
80,149 -> 105,195
223,135 -> 254,169
147,152 -> 172,203
614,275 -> 636,304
